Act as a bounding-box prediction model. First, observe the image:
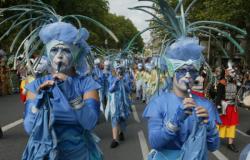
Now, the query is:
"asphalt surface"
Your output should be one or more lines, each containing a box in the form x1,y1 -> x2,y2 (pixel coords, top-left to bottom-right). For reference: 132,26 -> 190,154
1,94 -> 250,160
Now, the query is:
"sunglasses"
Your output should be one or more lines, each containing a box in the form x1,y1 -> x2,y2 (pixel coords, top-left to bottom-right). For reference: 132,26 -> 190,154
175,68 -> 199,80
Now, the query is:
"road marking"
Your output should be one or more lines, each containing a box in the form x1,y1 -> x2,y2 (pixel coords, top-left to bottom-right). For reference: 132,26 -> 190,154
247,152 -> 250,160
138,130 -> 149,160
212,150 -> 228,160
2,119 -> 23,132
237,129 -> 250,137
132,105 -> 141,123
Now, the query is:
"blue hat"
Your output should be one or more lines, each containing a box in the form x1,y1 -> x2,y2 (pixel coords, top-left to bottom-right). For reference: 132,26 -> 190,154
162,37 -> 204,77
39,22 -> 90,52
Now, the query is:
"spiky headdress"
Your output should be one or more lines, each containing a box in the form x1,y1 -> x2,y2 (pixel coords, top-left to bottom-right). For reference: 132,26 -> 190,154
131,0 -> 246,90
0,0 -> 118,75
132,0 -> 246,62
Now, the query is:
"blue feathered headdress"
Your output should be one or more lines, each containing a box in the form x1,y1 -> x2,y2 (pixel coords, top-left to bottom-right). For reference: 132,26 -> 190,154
131,0 -> 246,73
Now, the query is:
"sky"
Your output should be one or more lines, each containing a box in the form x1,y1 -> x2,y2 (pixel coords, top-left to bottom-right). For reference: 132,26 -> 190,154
108,0 -> 152,44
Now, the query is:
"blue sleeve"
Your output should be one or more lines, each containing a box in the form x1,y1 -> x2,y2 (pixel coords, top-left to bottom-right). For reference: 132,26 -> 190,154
205,98 -> 221,124
23,77 -> 46,134
23,100 -> 37,134
24,76 -> 51,93
206,120 -> 220,151
79,76 -> 101,94
148,117 -> 177,149
23,91 -> 44,134
74,98 -> 100,130
143,96 -> 177,150
124,80 -> 131,93
109,77 -> 119,93
205,101 -> 220,151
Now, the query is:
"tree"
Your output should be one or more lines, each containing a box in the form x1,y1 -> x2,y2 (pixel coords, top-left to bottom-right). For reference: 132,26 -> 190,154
186,0 -> 250,65
0,0 -> 144,54
147,0 -> 248,65
103,13 -> 144,52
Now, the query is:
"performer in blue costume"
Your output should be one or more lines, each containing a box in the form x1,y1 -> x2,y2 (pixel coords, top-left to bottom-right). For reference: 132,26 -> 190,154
0,1 -> 118,159
105,65 -> 131,148
92,58 -> 105,111
124,67 -> 134,94
131,0 -> 246,159
144,37 -> 221,160
102,60 -> 112,108
93,58 -> 104,86
23,22 -> 103,160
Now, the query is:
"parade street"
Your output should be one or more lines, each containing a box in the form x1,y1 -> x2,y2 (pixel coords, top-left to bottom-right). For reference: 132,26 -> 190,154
0,94 -> 250,160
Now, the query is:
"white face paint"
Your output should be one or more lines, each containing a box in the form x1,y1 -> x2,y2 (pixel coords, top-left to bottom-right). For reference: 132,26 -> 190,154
173,65 -> 198,91
49,43 -> 73,73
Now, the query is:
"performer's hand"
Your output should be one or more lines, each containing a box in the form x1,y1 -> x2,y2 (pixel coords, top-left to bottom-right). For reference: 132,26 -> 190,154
37,80 -> 55,91
195,106 -> 209,123
183,98 -> 196,115
52,73 -> 68,81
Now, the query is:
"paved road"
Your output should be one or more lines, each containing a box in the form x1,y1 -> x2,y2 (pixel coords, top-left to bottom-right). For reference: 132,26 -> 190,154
0,94 -> 250,160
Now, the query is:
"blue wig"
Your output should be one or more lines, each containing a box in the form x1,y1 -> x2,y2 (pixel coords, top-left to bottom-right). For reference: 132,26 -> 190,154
165,37 -> 204,61
39,22 -> 90,53
39,22 -> 91,75
162,37 -> 205,78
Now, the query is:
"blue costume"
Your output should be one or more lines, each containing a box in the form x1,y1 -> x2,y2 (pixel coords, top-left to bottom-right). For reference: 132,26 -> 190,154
144,92 -> 220,159
130,0 -> 243,157
92,65 -> 104,86
124,70 -> 134,93
101,68 -> 111,108
1,1 -> 118,159
21,20 -> 105,160
141,36 -> 221,160
105,74 -> 131,130
24,75 -> 102,160
102,69 -> 111,96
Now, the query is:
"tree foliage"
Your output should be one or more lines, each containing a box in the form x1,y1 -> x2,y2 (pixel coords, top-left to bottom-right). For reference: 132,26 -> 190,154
103,13 -> 144,52
0,0 -> 144,54
187,0 -> 250,27
185,0 -> 250,63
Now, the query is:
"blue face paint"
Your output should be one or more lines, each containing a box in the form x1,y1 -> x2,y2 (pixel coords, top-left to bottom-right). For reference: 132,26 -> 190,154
175,66 -> 199,81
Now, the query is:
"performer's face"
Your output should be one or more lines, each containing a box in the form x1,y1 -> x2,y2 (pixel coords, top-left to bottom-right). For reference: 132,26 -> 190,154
116,67 -> 124,78
49,44 -> 73,72
173,65 -> 199,91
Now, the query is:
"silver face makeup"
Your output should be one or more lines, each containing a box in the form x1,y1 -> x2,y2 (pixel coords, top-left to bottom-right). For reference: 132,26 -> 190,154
49,44 -> 73,73
173,65 -> 199,91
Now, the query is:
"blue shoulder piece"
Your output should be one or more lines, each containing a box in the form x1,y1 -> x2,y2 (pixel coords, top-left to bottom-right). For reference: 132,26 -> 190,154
143,93 -> 168,119
74,98 -> 100,130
